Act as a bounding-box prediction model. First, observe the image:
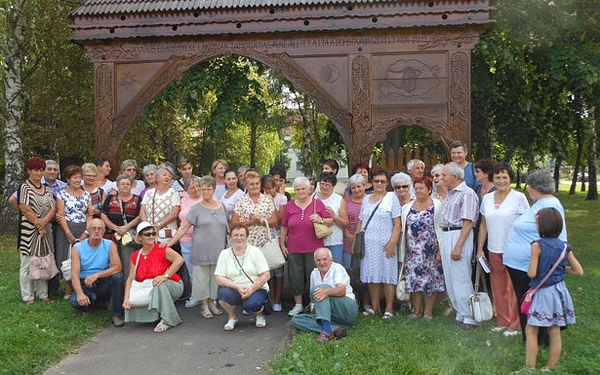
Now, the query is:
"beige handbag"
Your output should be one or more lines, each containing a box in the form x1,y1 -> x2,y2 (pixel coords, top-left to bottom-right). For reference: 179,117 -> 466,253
312,199 -> 332,239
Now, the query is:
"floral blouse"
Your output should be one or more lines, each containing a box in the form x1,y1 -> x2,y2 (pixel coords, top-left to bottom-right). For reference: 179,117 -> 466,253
233,193 -> 276,248
58,190 -> 91,223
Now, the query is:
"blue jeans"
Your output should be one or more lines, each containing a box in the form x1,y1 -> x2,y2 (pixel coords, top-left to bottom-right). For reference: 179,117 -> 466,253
71,273 -> 125,317
218,286 -> 268,314
326,244 -> 344,265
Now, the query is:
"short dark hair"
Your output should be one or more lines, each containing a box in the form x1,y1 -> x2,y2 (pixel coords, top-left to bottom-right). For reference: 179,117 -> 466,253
351,162 -> 370,176
63,165 -> 83,181
536,207 -> 563,238
322,159 -> 339,174
319,172 -> 337,186
450,140 -> 468,151
269,165 -> 286,179
229,223 -> 249,236
493,162 -> 515,182
474,158 -> 496,182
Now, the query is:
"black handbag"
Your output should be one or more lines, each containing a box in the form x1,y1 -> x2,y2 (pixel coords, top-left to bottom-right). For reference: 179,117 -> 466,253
353,200 -> 382,259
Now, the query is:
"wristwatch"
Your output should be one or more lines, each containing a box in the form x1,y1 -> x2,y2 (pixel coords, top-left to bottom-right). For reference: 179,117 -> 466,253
164,273 -> 170,279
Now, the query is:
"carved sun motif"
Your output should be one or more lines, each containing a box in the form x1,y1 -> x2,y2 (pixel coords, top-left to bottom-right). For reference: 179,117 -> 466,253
119,71 -> 137,91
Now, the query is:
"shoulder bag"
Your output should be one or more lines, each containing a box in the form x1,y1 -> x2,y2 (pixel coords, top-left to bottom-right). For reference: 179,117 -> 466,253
395,261 -> 410,301
128,249 -> 154,307
29,236 -> 60,281
521,242 -> 567,315
353,200 -> 382,259
469,262 -> 494,322
60,244 -> 72,281
113,195 -> 136,245
260,219 -> 286,270
313,199 -> 333,239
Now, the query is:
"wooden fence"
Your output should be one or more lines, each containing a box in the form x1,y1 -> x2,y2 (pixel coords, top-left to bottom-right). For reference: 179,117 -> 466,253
370,145 -> 448,174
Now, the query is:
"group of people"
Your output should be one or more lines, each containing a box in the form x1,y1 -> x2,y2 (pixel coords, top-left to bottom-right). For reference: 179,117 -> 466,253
13,146 -> 583,369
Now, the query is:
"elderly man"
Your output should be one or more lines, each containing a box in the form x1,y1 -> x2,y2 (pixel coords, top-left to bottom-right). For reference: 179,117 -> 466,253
71,218 -> 125,327
407,159 -> 425,179
291,248 -> 358,343
440,162 -> 479,329
449,140 -> 481,192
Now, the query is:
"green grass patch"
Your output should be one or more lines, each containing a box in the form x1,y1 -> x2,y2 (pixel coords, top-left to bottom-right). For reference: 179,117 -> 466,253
271,190 -> 600,374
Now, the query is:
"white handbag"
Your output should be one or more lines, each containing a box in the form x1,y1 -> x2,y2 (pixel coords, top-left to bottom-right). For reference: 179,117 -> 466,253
469,263 -> 494,322
128,250 -> 153,307
260,220 -> 286,270
395,262 -> 410,301
60,244 -> 72,281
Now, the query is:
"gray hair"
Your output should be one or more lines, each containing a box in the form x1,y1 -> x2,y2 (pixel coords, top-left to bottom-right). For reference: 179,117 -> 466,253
407,159 -> 425,172
446,162 -> 465,180
526,170 -> 555,194
293,176 -> 311,189
199,175 -> 216,189
121,159 -> 138,171
156,165 -> 174,179
430,163 -> 444,175
142,164 -> 157,175
184,175 -> 202,190
391,172 -> 411,186
348,173 -> 367,186
115,173 -> 133,186
45,159 -> 59,167
313,247 -> 333,261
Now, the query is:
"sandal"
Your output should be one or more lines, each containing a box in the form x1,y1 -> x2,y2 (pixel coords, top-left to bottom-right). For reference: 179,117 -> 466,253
208,302 -> 223,316
201,305 -> 214,319
255,314 -> 266,328
42,298 -> 54,304
408,312 -> 422,319
423,314 -> 433,321
25,300 -> 35,305
362,305 -> 375,316
153,319 -> 171,333
382,311 -> 394,320
224,318 -> 238,331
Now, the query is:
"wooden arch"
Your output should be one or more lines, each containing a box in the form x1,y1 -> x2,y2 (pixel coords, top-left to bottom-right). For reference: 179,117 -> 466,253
71,0 -> 494,169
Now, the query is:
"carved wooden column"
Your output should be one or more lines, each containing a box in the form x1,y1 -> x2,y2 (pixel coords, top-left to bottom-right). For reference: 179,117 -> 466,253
94,62 -> 120,176
445,50 -> 472,149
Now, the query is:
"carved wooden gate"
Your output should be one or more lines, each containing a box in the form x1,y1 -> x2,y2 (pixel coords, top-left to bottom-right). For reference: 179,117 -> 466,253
70,0 -> 494,169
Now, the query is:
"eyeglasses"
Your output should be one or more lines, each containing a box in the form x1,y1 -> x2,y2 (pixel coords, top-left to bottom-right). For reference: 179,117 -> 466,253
141,232 -> 157,237
373,179 -> 387,184
394,185 -> 410,190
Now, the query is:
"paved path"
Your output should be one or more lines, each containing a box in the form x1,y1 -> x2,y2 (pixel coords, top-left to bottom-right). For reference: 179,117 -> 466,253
43,301 -> 294,375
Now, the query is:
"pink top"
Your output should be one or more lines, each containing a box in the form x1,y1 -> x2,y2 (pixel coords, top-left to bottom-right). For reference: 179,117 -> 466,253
343,198 -> 363,254
132,243 -> 181,282
281,198 -> 331,254
179,195 -> 202,244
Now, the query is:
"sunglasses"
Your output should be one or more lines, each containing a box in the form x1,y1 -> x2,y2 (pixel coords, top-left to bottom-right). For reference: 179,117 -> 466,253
141,231 -> 157,237
394,185 -> 410,190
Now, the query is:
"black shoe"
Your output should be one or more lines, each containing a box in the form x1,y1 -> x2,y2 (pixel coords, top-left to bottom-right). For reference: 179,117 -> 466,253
460,323 -> 478,330
333,326 -> 348,339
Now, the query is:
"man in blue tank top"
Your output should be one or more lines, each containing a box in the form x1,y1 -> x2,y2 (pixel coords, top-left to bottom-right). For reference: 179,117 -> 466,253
71,218 -> 125,327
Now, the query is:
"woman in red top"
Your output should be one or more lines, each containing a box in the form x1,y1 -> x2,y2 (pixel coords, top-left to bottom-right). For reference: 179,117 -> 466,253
123,221 -> 184,332
280,176 -> 332,317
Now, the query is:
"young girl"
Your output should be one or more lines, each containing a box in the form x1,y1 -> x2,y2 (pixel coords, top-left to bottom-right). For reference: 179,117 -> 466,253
524,207 -> 583,372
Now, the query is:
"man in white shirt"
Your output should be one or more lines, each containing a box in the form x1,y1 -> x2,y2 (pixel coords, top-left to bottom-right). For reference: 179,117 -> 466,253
291,248 -> 358,343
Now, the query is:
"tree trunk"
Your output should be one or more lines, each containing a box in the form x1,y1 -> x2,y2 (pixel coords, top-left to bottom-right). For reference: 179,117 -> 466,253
1,0 -> 27,233
298,94 -> 313,177
553,156 -> 562,193
569,119 -> 584,195
586,105 -> 598,200
249,123 -> 258,168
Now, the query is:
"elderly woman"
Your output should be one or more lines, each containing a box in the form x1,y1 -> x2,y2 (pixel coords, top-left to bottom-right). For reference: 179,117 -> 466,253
56,165 -> 93,299
231,170 -> 278,248
214,224 -> 271,330
81,163 -> 105,218
177,176 -> 203,305
357,170 -> 402,319
140,164 -> 157,200
17,157 -> 56,304
167,175 -> 228,318
101,174 -> 142,278
121,159 -> 145,196
123,221 -> 184,332
391,172 -> 413,206
477,162 -> 529,336
220,169 -> 245,220
345,163 -> 373,198
504,169 -> 566,340
140,165 -> 180,245
431,163 -> 447,201
212,159 -> 229,199
316,172 -> 348,264
400,176 -> 445,320
280,176 -> 332,316
94,158 -> 115,196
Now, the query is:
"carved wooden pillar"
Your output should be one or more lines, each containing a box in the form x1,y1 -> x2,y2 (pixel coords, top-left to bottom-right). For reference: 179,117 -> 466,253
94,62 -> 120,177
445,50 -> 472,149
348,54 -> 376,168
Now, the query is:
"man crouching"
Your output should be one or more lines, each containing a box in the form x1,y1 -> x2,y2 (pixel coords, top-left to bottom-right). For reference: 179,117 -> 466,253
291,248 -> 358,343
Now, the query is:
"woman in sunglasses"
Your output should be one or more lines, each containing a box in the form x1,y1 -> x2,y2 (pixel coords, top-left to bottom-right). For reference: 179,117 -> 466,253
123,221 -> 184,332
391,172 -> 413,207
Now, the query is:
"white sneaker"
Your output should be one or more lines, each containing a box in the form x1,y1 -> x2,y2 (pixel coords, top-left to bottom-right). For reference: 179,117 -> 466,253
288,304 -> 304,316
185,299 -> 201,308
273,303 -> 282,312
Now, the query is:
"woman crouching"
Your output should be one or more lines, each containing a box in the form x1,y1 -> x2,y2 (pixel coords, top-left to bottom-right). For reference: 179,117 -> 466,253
123,221 -> 184,332
214,224 -> 271,331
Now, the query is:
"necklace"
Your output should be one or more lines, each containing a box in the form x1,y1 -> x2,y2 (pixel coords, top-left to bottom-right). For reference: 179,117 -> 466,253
28,179 -> 43,189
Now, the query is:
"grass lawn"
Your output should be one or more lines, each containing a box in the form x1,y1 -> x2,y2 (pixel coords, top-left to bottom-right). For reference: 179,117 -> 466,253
1,188 -> 598,374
